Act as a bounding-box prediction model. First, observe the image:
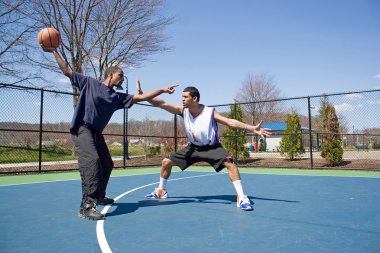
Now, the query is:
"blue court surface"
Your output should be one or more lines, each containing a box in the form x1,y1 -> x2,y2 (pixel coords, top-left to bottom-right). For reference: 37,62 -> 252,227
1,169 -> 380,253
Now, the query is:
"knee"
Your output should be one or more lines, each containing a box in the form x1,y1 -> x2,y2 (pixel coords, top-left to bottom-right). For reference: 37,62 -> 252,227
162,158 -> 173,168
226,162 -> 238,172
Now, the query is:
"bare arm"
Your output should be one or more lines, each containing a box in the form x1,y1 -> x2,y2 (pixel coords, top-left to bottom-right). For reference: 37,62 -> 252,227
214,112 -> 271,137
135,80 -> 182,114
43,48 -> 72,78
148,97 -> 183,115
131,85 -> 178,104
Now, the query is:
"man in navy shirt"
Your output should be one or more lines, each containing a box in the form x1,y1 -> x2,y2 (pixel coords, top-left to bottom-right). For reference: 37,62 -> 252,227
45,48 -> 178,220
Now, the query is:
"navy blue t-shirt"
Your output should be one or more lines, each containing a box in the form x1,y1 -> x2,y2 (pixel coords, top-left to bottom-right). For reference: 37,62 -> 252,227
70,72 -> 133,133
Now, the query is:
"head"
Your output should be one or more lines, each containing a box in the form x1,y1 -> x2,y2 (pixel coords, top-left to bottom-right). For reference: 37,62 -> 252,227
182,86 -> 200,107
105,66 -> 124,88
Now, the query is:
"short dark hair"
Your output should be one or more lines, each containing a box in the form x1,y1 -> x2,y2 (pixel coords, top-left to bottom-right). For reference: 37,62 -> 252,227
105,66 -> 123,78
183,86 -> 200,102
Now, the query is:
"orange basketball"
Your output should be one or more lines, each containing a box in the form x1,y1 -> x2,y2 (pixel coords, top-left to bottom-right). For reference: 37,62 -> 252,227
38,27 -> 61,49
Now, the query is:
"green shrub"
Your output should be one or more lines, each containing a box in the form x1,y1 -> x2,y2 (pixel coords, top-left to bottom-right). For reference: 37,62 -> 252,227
372,140 -> 380,149
147,146 -> 161,157
280,113 -> 305,160
222,104 -> 249,160
320,104 -> 343,166
321,139 -> 343,166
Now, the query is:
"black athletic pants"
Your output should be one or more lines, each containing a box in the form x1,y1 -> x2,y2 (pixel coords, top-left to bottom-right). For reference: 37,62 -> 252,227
72,126 -> 114,207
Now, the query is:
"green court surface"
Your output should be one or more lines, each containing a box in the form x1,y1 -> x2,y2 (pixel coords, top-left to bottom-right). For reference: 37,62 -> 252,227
1,166 -> 379,186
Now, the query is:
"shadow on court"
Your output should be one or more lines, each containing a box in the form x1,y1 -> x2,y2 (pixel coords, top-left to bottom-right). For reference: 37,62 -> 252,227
106,194 -> 299,217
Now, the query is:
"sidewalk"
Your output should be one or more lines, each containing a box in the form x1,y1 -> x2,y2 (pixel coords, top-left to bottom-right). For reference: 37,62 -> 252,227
0,156 -> 137,169
250,150 -> 380,160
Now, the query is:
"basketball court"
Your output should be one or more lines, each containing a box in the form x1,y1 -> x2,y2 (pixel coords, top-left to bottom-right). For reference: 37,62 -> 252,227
1,167 -> 380,253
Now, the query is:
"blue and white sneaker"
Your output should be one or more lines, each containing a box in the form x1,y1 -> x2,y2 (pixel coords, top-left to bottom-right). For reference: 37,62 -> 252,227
145,188 -> 168,199
237,195 -> 254,211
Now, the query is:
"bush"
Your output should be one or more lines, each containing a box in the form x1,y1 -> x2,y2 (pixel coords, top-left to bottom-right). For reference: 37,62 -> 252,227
320,103 -> 343,166
372,140 -> 380,149
147,146 -> 161,157
321,139 -> 343,166
222,104 -> 249,160
280,113 -> 305,160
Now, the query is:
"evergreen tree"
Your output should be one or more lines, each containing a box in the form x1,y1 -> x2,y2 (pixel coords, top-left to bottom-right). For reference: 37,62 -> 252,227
316,95 -> 329,131
222,104 -> 249,160
279,113 -> 305,160
321,104 -> 343,166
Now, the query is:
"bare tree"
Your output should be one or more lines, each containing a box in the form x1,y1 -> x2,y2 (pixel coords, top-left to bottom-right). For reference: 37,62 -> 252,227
29,0 -> 173,78
235,73 -> 282,125
1,0 -> 173,90
0,0 -> 39,85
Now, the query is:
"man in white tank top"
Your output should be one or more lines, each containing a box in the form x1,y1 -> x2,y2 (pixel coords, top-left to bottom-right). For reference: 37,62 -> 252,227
142,85 -> 271,211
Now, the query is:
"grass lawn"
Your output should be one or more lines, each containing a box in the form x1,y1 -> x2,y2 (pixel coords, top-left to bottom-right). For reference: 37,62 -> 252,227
0,145 -> 147,164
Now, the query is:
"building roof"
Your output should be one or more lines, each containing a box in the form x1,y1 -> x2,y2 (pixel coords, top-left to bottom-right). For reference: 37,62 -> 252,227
262,122 -> 287,131
262,122 -> 310,131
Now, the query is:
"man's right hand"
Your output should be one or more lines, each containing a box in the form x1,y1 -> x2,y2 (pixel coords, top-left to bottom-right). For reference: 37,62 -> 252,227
163,85 -> 179,94
41,46 -> 56,53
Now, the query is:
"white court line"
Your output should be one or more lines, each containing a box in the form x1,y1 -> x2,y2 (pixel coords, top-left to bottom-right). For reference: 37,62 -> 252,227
96,173 -> 220,253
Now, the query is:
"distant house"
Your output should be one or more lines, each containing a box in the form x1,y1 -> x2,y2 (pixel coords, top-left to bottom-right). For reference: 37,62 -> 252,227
262,122 -> 310,152
40,141 -> 55,145
130,139 -> 144,146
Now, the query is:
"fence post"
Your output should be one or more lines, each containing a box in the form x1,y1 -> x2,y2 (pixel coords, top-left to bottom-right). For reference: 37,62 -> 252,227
123,107 -> 125,168
307,97 -> 314,168
124,107 -> 130,162
38,89 -> 44,173
233,103 -> 238,164
174,114 -> 178,152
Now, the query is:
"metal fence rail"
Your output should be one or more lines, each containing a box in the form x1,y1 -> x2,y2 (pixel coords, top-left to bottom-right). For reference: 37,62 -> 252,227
1,82 -> 379,174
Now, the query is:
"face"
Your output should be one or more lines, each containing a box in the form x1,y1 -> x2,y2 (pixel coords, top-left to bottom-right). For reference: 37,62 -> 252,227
112,70 -> 124,86
182,91 -> 197,108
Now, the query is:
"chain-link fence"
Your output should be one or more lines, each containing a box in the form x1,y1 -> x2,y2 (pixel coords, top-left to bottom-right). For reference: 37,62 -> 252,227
1,83 -> 379,174
213,90 -> 380,170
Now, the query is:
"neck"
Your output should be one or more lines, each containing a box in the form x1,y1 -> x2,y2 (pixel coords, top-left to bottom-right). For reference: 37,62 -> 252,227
189,104 -> 203,117
103,78 -> 113,88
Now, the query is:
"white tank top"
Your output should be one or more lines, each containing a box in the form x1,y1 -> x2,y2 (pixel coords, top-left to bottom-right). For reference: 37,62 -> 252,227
181,105 -> 220,146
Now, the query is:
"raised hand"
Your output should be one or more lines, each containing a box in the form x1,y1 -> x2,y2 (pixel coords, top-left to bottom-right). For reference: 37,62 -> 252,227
41,46 -> 56,53
252,120 -> 271,138
257,127 -> 272,138
164,85 -> 179,94
136,80 -> 143,95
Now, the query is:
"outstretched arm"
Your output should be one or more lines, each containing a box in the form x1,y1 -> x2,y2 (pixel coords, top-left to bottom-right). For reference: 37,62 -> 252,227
214,112 -> 271,138
43,48 -> 72,78
131,85 -> 178,104
136,80 -> 182,114
148,97 -> 183,115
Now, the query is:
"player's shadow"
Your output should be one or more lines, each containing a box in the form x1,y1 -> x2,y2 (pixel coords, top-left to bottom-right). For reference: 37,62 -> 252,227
105,194 -> 298,217
105,198 -> 196,217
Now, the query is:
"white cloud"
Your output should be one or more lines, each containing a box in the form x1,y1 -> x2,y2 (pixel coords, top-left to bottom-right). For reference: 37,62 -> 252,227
59,77 -> 70,84
334,103 -> 363,112
344,93 -> 363,100
310,105 -> 320,111
374,74 -> 380,79
367,100 -> 380,105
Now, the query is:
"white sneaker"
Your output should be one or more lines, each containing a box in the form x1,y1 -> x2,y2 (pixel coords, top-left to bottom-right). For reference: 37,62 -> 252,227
237,195 -> 254,211
145,188 -> 168,199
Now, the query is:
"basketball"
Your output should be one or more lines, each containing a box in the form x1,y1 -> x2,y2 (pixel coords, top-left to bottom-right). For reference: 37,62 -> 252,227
38,27 -> 61,49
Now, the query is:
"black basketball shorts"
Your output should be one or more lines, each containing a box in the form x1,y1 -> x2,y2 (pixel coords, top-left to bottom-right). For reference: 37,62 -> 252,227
169,143 -> 234,172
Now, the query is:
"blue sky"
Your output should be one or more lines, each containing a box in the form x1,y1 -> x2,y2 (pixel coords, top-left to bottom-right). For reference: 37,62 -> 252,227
2,0 -> 380,130
118,0 -> 380,106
